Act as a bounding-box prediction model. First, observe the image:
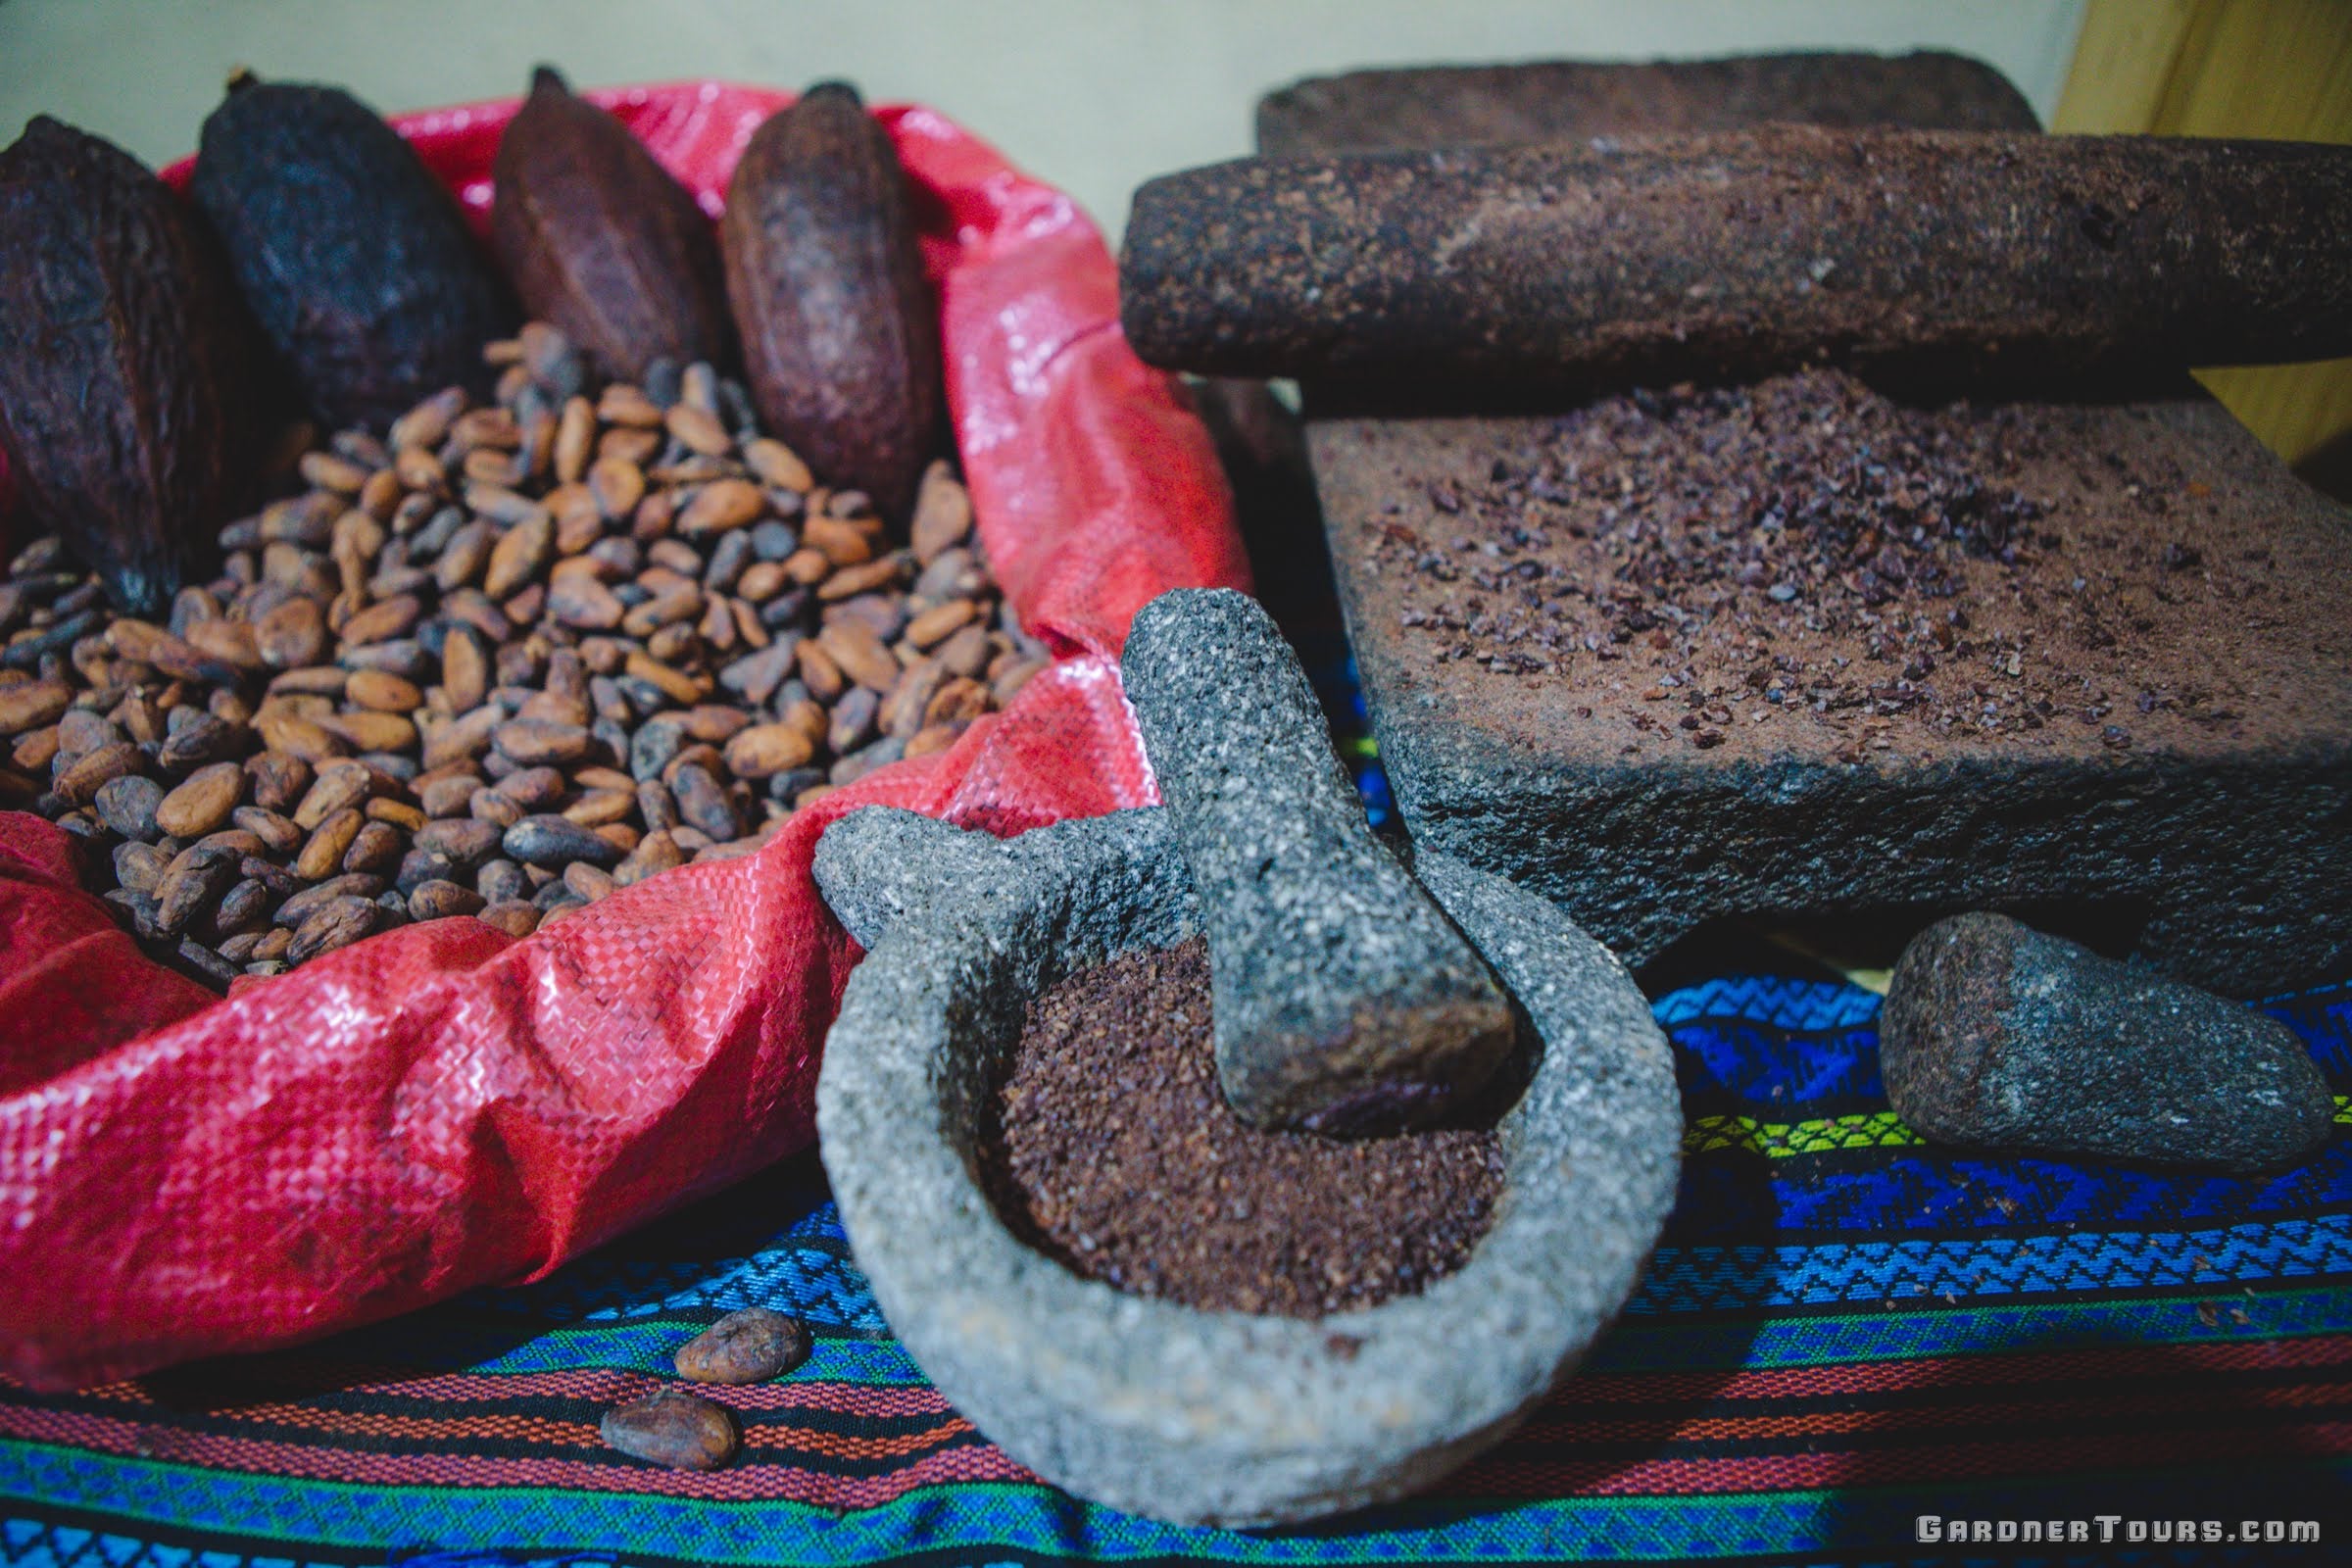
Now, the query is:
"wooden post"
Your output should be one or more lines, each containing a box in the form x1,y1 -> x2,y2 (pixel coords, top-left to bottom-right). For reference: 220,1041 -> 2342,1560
2057,0 -> 2352,479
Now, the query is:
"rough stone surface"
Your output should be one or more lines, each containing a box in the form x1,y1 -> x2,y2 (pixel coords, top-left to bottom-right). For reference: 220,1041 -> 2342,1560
1882,913 -> 2334,1173
1286,57 -> 2352,998
1120,588 -> 1512,1133
1123,131 -> 2352,386
812,804 -> 1681,1527
1315,368 -> 2352,999
1255,50 -> 2039,156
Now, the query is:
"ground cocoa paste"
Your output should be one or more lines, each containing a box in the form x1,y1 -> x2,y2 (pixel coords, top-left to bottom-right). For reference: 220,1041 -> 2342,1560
981,936 -> 1504,1318
1362,368 -> 2282,760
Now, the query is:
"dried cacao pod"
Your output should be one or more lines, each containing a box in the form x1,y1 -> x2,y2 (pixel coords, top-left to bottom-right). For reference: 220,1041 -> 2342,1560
0,117 -> 259,614
191,73 -> 515,431
492,67 -> 735,380
722,82 -> 941,521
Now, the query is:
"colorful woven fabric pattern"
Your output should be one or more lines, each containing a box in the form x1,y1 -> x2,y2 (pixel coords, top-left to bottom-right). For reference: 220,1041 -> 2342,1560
2,970 -> 2344,1565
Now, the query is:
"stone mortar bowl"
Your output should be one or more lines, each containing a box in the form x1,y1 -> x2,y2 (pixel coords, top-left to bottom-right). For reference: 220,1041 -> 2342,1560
811,805 -> 1682,1528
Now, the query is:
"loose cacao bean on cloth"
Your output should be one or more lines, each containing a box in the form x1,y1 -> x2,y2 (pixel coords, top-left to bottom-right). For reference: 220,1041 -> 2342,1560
0,82 -> 1248,1393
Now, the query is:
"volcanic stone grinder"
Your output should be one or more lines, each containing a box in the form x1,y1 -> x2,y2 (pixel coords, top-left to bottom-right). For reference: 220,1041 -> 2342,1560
808,592 -> 1681,1523
1123,133 -> 2352,389
812,806 -> 1678,1525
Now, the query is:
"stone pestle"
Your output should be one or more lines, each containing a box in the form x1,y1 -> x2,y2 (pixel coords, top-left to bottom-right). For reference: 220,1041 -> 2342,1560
1882,912 -> 2334,1174
1119,587 -> 1514,1134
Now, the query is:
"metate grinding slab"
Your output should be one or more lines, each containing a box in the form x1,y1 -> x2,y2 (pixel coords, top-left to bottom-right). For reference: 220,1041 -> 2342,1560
1281,56 -> 2352,997
1310,377 -> 2352,997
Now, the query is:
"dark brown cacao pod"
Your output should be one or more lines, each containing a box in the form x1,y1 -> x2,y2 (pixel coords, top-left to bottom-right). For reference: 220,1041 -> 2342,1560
191,74 -> 515,431
0,117 -> 259,613
721,81 -> 941,521
492,67 -> 735,380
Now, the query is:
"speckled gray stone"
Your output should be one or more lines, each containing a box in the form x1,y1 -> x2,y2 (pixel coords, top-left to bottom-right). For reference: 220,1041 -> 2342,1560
1882,913 -> 2335,1174
811,804 -> 1681,1527
1121,588 -> 1513,1134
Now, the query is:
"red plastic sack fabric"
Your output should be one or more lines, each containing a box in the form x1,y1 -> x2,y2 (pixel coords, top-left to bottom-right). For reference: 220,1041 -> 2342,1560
0,83 -> 1248,1393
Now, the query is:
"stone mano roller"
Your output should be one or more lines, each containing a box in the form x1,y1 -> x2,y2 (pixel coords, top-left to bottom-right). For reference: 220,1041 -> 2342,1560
1120,588 -> 1513,1134
1120,129 -> 2352,387
1252,50 -> 2041,155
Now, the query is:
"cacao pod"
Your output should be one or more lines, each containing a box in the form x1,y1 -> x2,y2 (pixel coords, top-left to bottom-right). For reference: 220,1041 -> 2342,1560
0,117 -> 260,613
721,82 -> 941,521
492,67 -> 735,380
191,74 -> 515,431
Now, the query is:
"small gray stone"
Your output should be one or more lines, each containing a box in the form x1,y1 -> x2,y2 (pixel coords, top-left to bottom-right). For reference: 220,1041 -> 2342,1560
1121,588 -> 1512,1133
1882,912 -> 2334,1174
810,804 -> 1680,1526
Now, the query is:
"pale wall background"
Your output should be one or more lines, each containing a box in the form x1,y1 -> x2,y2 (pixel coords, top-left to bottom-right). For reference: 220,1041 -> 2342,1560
0,0 -> 2087,239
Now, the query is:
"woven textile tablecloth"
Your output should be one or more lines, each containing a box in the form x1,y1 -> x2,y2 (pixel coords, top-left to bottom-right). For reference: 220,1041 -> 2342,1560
2,956 -> 2345,1565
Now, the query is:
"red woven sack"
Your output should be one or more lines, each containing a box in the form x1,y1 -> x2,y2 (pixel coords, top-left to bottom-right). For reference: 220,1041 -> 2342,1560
0,83 -> 1247,1392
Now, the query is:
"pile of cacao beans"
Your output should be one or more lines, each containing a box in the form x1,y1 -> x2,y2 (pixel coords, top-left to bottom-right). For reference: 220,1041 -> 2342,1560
3,327 -> 1041,982
0,67 -> 1037,986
